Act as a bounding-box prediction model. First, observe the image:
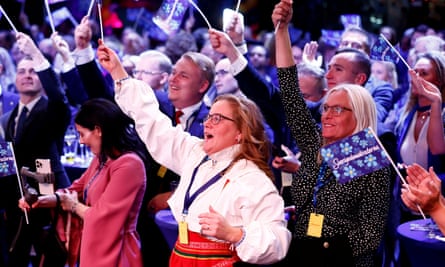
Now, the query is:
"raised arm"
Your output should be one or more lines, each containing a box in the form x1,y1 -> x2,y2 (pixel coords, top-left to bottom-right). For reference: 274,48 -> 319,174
272,0 -> 294,68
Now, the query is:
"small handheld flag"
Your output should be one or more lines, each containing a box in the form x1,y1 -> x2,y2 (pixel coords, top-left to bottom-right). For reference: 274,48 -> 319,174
320,127 -> 426,219
320,127 -> 391,184
370,35 -> 400,64
153,0 -> 190,36
340,14 -> 362,29
371,34 -> 411,70
0,142 -> 16,177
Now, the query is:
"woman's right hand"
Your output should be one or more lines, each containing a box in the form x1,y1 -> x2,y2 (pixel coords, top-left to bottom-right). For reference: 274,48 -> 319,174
271,0 -> 293,29
18,197 -> 39,211
96,39 -> 128,80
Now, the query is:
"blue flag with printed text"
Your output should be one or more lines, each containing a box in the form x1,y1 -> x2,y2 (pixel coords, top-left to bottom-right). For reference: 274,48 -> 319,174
370,35 -> 400,64
0,142 -> 16,177
320,128 -> 391,184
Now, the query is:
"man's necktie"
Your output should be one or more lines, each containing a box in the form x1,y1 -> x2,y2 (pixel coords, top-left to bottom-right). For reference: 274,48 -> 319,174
15,106 -> 28,140
175,110 -> 183,125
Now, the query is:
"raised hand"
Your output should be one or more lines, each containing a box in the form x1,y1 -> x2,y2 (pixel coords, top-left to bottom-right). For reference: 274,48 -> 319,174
96,39 -> 127,80
271,0 -> 293,31
75,16 -> 93,50
208,29 -> 239,62
51,32 -> 71,62
408,69 -> 442,105
16,32 -> 41,58
224,11 -> 245,46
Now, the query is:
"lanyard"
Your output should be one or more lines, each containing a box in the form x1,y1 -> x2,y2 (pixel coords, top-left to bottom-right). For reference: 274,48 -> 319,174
84,163 -> 104,203
182,156 -> 231,215
311,161 -> 332,209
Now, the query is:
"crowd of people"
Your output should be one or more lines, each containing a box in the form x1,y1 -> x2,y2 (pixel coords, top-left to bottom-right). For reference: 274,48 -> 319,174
0,0 -> 443,266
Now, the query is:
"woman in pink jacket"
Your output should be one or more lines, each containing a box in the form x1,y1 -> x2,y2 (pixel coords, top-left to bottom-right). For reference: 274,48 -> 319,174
20,98 -> 149,267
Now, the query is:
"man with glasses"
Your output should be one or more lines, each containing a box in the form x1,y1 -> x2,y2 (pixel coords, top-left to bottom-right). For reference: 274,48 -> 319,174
133,50 -> 172,92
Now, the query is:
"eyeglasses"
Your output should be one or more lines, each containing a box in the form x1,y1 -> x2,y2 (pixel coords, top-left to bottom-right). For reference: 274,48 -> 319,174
215,69 -> 230,77
249,52 -> 266,58
204,113 -> 235,125
339,40 -> 364,50
321,104 -> 353,116
132,70 -> 164,76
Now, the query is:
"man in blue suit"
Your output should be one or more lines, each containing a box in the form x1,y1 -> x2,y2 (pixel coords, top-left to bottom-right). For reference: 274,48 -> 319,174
0,32 -> 71,267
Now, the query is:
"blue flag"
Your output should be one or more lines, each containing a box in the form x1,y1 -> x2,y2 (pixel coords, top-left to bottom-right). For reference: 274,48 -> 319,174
320,128 -> 391,184
153,0 -> 190,36
340,14 -> 362,29
321,29 -> 342,48
0,142 -> 16,177
370,35 -> 400,64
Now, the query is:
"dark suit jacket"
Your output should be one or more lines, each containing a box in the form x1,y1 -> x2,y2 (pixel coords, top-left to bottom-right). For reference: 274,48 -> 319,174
236,63 -> 296,153
0,66 -> 71,266
61,60 -> 114,106
1,67 -> 71,197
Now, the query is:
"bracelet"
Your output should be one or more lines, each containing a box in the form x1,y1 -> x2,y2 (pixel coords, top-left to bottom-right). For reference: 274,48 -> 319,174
71,202 -> 78,214
234,228 -> 246,247
115,76 -> 131,86
54,193 -> 60,208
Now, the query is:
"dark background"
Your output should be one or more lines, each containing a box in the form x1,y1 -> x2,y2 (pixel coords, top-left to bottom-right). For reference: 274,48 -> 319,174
0,0 -> 444,42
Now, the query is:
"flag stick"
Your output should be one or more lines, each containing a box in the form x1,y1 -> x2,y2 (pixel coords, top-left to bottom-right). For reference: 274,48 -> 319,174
188,0 -> 212,29
234,0 -> 241,14
86,0 -> 95,18
379,34 -> 411,70
44,0 -> 56,33
97,0 -> 104,41
274,21 -> 281,35
10,143 -> 29,224
0,5 -> 18,33
369,128 -> 426,219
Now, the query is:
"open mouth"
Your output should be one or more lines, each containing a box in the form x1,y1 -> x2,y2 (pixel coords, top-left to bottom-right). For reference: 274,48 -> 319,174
204,133 -> 214,140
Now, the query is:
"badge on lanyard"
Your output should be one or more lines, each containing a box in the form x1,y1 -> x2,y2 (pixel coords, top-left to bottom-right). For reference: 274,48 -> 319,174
178,219 -> 189,244
157,165 -> 167,178
307,213 -> 324,238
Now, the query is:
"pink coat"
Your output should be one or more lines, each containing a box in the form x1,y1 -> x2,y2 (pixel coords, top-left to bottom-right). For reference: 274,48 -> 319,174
69,153 -> 146,267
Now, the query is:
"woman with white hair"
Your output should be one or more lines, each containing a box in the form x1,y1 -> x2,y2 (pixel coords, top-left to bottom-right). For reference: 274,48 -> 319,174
272,1 -> 392,266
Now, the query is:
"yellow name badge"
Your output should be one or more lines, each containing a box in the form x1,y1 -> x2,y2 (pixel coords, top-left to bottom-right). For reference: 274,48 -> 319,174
307,213 -> 324,238
157,166 -> 167,178
178,221 -> 189,244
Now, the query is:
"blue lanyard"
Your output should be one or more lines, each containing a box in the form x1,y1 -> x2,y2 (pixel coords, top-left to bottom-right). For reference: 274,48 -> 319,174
182,156 -> 231,215
84,163 -> 104,204
311,161 -> 332,209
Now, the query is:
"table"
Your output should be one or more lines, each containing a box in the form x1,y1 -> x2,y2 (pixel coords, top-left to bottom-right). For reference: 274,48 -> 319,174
397,218 -> 445,267
155,209 -> 178,250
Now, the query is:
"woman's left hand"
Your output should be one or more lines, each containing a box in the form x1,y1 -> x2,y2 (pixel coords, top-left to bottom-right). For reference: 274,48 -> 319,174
198,206 -> 241,243
409,69 -> 442,104
59,190 -> 79,212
